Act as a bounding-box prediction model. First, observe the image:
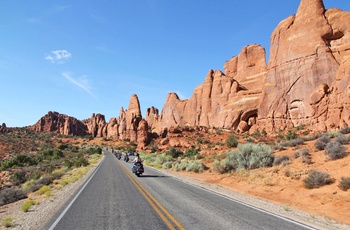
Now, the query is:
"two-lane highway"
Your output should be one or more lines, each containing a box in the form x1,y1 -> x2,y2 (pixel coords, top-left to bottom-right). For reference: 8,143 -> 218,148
46,150 -> 315,230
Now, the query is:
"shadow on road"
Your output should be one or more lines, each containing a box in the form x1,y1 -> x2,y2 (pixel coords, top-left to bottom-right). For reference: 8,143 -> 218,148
139,175 -> 168,178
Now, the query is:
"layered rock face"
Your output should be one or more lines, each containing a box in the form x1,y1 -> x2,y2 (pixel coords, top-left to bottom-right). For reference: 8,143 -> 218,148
150,44 -> 267,133
31,111 -> 88,136
257,0 -> 350,132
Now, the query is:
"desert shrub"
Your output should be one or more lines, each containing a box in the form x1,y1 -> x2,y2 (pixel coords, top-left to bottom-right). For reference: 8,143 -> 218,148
36,185 -> 51,196
38,148 -> 64,161
186,161 -> 205,173
294,148 -> 309,158
173,159 -> 188,171
303,170 -> 333,189
0,187 -> 26,206
338,177 -> 350,191
315,135 -> 330,151
335,134 -> 350,144
0,154 -> 37,170
234,143 -> 274,170
324,141 -> 347,160
273,155 -> 290,166
162,162 -> 173,169
21,200 -> 36,212
339,126 -> 350,134
58,143 -> 69,150
285,131 -> 297,140
212,158 -> 236,174
11,169 -> 27,185
28,168 -> 41,180
184,148 -> 199,159
279,138 -> 305,148
226,135 -> 238,148
1,216 -> 14,228
294,148 -> 312,164
166,147 -> 183,158
327,130 -> 339,138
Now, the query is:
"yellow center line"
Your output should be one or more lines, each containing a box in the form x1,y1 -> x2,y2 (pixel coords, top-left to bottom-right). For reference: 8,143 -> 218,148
116,159 -> 185,230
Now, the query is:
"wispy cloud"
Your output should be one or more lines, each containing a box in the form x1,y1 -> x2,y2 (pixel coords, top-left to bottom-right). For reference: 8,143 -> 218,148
45,50 -> 71,64
27,5 -> 71,24
62,72 -> 97,98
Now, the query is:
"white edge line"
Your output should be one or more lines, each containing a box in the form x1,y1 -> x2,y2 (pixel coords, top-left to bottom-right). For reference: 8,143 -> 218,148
48,156 -> 105,230
150,167 -> 316,230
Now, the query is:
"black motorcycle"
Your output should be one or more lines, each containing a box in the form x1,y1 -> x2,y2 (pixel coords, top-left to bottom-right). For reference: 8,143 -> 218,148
132,163 -> 144,177
116,153 -> 121,160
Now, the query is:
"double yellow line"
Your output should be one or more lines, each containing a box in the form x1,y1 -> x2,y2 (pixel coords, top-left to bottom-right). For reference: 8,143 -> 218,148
117,160 -> 185,230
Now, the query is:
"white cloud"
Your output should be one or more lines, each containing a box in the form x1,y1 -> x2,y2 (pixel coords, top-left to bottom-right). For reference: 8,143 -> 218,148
45,50 -> 71,64
62,72 -> 97,98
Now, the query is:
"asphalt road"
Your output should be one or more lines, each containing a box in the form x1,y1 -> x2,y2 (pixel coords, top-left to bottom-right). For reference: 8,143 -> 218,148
46,150 -> 315,230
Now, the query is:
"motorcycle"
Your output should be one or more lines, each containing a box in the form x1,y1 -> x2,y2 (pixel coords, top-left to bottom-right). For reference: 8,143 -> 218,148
124,154 -> 129,162
116,153 -> 121,160
132,163 -> 144,177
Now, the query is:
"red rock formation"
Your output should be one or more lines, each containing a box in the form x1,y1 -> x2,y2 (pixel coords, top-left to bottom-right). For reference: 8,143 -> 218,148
82,113 -> 107,138
150,44 -> 266,133
30,111 -> 87,135
257,0 -> 350,132
0,123 -> 8,133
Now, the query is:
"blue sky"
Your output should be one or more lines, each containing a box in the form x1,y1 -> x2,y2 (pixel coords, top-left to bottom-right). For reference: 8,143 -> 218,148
1,0 -> 349,127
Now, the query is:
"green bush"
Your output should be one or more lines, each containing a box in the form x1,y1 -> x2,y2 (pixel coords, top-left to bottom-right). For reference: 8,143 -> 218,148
173,159 -> 188,171
166,147 -> 183,158
1,216 -> 14,228
21,200 -> 36,212
285,131 -> 297,140
234,143 -> 274,170
212,159 -> 235,174
338,177 -> 350,191
162,162 -> 173,169
11,169 -> 27,185
185,161 -> 206,173
36,185 -> 51,196
303,170 -> 333,189
184,148 -> 198,159
226,135 -> 238,148
324,141 -> 347,160
0,154 -> 37,170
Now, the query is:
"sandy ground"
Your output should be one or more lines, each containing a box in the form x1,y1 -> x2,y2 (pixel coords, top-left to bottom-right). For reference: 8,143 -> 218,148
170,145 -> 350,228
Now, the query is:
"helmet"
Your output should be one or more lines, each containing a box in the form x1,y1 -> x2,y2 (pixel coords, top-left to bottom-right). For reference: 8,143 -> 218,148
136,153 -> 139,157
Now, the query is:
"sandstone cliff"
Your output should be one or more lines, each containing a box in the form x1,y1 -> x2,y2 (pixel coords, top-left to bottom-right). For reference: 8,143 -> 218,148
148,44 -> 267,134
257,0 -> 350,132
147,0 -> 350,134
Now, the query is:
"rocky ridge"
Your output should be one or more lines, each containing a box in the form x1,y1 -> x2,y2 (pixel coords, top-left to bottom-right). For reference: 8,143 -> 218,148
29,0 -> 350,148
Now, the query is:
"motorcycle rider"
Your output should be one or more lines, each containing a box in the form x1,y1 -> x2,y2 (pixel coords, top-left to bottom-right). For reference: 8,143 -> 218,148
132,153 -> 143,172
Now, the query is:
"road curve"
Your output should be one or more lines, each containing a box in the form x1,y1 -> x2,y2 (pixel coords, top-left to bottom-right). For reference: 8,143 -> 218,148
46,150 -> 315,230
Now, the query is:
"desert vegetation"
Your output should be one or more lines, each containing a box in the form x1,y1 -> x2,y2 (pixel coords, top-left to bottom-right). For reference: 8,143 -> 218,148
0,129 -> 103,207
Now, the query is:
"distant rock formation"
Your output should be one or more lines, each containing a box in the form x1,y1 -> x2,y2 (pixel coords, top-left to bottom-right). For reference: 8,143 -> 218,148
0,123 -> 8,133
30,111 -> 88,136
